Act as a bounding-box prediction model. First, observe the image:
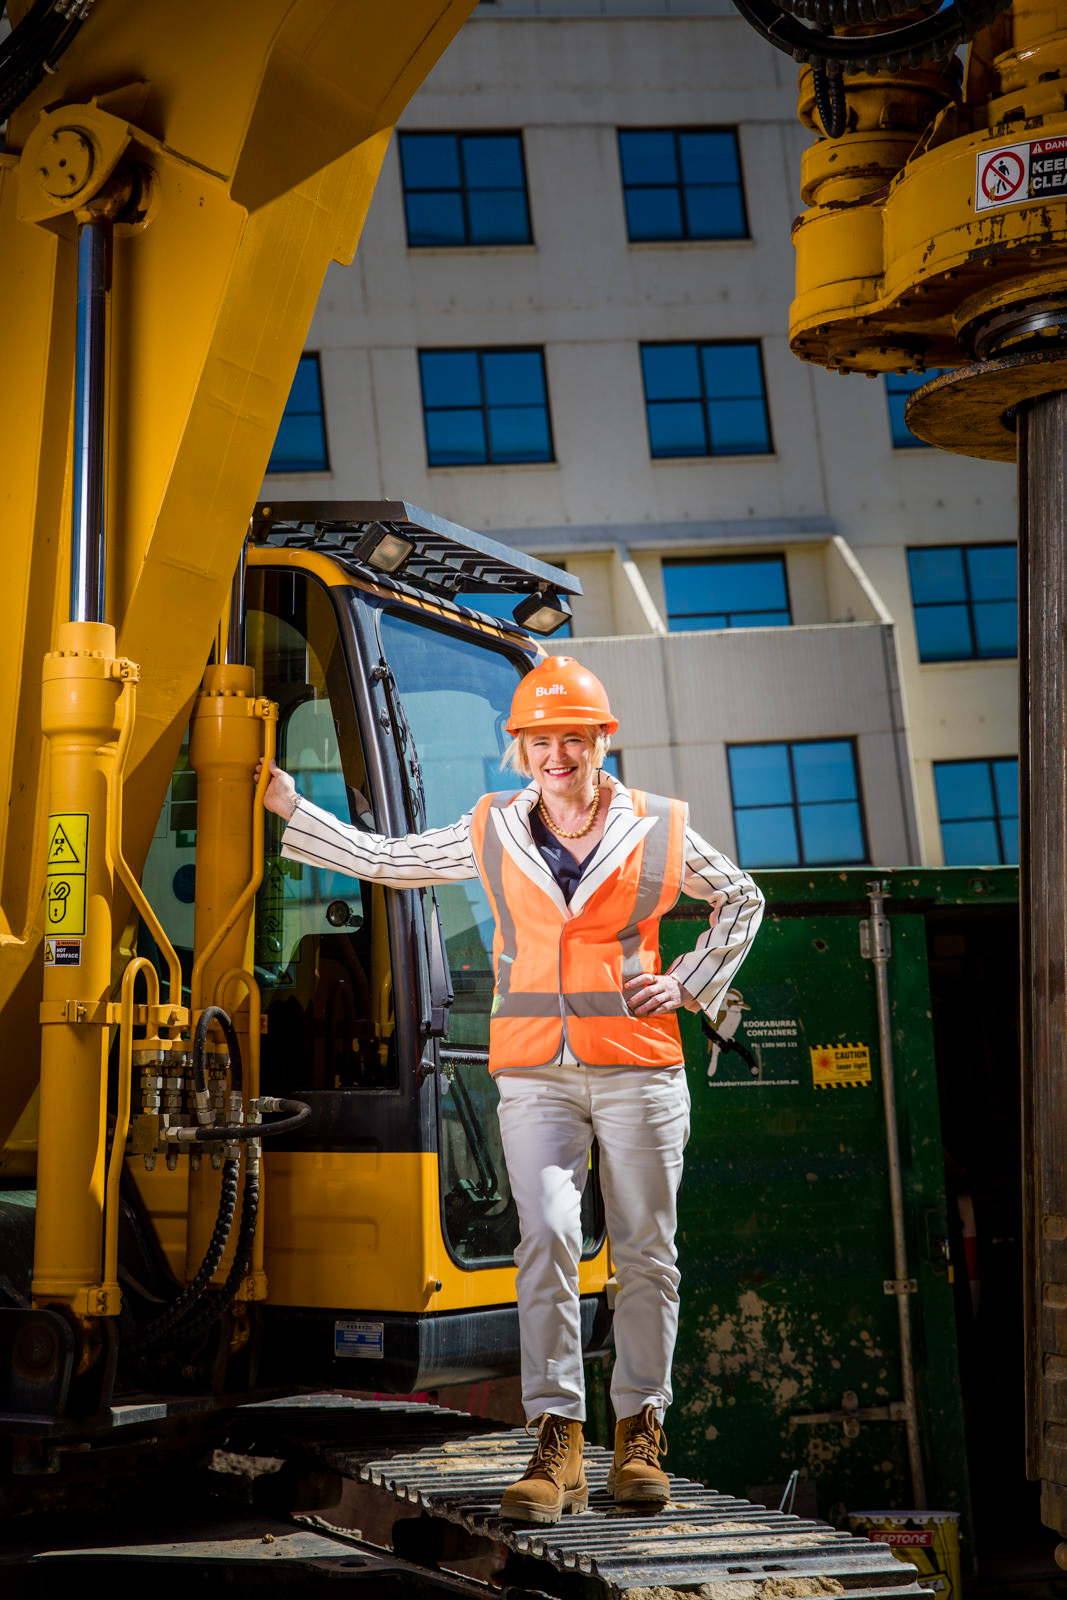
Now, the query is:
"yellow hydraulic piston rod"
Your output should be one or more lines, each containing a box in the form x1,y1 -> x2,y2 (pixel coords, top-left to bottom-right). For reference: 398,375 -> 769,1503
185,663 -> 275,1290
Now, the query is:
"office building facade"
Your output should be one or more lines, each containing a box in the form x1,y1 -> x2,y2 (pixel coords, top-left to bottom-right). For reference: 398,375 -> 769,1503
264,0 -> 1019,871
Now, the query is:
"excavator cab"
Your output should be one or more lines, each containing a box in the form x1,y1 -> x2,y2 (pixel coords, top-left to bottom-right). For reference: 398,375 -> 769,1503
135,503 -> 611,1394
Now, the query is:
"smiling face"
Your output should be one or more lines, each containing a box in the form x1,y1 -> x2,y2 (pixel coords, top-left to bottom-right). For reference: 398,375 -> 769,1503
525,726 -> 599,804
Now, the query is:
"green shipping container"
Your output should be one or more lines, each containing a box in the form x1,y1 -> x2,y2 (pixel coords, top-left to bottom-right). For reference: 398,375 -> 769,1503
659,865 -> 1022,1570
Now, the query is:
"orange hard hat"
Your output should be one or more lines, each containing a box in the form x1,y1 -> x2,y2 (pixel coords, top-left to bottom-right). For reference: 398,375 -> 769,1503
506,656 -> 619,736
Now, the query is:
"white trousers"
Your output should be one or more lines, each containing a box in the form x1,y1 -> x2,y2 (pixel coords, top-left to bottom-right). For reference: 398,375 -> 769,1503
495,1061 -> 691,1426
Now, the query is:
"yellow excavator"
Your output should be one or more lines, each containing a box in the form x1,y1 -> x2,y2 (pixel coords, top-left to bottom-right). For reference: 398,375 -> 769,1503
723,0 -> 1067,1558
0,0 -> 609,1486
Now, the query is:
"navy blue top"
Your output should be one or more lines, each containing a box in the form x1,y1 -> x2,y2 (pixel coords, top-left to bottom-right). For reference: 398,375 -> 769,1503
529,802 -> 600,904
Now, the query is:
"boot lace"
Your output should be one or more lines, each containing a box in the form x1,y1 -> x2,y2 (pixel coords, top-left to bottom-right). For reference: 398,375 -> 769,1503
522,1413 -> 572,1482
623,1406 -> 667,1465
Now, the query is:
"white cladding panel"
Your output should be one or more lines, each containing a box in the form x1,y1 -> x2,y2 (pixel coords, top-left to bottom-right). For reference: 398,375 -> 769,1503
557,623 -> 918,863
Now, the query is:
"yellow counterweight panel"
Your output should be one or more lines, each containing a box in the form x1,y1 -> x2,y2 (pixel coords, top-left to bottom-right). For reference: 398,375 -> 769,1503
0,0 -> 477,1149
129,1160 -> 191,1278
263,1150 -> 611,1317
133,1150 -> 611,1324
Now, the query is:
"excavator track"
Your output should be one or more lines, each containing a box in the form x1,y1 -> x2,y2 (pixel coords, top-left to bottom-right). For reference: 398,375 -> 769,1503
227,1396 -> 933,1598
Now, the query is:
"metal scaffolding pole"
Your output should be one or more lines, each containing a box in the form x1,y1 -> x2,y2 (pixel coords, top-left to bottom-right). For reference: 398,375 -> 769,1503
1019,391 -> 1067,1551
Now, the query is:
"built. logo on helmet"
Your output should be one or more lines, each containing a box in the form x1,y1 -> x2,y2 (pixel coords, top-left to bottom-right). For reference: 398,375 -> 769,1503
506,657 -> 619,736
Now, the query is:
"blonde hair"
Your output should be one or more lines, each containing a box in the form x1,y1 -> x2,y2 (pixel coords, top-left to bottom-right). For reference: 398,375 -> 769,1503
501,724 -> 611,779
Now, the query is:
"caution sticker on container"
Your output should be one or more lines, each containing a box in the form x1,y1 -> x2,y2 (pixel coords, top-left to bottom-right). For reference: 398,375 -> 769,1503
44,937 -> 82,967
810,1043 -> 871,1089
334,1320 -> 384,1359
975,136 -> 1067,213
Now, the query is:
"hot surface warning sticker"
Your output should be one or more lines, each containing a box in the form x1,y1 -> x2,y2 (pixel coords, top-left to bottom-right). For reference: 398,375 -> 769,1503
44,938 -> 82,967
975,137 -> 1067,213
810,1042 -> 871,1089
46,813 -> 88,936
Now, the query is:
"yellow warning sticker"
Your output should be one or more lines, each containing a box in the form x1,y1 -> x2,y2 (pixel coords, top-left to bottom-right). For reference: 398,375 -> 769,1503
47,814 -> 88,869
810,1042 -> 872,1089
45,874 -> 86,936
45,813 -> 88,936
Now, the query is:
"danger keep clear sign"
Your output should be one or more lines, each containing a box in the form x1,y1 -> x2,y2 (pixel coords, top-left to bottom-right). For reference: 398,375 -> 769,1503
975,136 -> 1067,213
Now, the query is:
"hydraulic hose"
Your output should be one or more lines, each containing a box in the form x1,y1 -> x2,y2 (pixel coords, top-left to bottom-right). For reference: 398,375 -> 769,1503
0,0 -> 95,125
127,995 -> 307,1354
163,1097 -> 311,1145
126,1155 -> 240,1355
812,64 -> 847,138
168,1159 -> 260,1347
729,0 -> 1009,72
192,1003 -> 243,1099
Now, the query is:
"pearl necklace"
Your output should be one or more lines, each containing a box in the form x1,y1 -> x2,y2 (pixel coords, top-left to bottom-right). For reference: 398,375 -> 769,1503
538,786 -> 601,839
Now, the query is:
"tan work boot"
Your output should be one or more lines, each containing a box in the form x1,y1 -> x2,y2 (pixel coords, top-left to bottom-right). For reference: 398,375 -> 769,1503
499,1413 -> 588,1523
607,1404 -> 671,1506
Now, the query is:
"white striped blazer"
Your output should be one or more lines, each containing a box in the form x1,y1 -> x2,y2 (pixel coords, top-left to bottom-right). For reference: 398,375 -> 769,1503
281,776 -> 764,1023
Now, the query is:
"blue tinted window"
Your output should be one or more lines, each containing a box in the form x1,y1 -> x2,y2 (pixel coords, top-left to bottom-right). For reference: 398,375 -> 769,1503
663,556 -> 790,631
935,758 -> 1018,864
419,349 -> 482,409
267,353 -> 328,474
791,740 -> 858,804
482,349 -> 545,406
399,131 -> 531,247
641,342 -> 771,458
728,740 -> 867,868
907,544 -> 1017,662
735,806 -> 799,868
886,369 -> 947,448
701,343 -> 763,401
967,544 -> 1015,600
641,344 -> 700,401
419,348 -> 553,467
618,128 -> 747,243
909,547 -> 966,606
729,744 -> 793,809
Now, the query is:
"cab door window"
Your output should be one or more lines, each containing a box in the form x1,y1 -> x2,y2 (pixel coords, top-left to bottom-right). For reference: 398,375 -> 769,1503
248,568 -> 397,1092
379,609 -> 603,1266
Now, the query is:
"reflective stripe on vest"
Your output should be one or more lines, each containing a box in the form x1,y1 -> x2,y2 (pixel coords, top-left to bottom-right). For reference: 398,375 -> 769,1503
470,788 -> 687,1072
617,792 -> 674,983
481,794 -> 519,998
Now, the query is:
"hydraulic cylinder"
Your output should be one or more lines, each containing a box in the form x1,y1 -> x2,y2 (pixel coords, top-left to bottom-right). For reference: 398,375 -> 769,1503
34,620 -> 130,1317
185,663 -> 263,1289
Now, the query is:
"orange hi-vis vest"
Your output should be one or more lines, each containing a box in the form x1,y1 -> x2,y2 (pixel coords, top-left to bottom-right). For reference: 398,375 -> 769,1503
469,788 -> 688,1073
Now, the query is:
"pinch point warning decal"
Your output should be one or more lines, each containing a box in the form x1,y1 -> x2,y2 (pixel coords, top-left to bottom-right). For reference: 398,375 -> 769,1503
810,1042 -> 871,1089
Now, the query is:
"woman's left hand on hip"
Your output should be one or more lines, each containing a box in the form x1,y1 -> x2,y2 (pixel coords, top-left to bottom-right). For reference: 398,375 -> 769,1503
624,972 -> 687,1014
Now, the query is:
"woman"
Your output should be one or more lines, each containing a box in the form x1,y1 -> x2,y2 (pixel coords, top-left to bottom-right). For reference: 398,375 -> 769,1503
256,655 -> 763,1523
